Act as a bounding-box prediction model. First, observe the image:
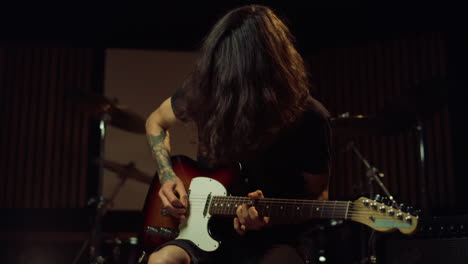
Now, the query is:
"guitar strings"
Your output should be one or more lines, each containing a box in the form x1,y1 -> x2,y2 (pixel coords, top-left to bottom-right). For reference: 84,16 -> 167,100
183,202 -> 410,218
186,201 -> 397,210
183,205 -> 408,215
184,198 -> 365,208
186,195 -> 371,203
168,194 -> 409,218
182,207 -> 399,214
181,204 -> 413,217
187,196 -> 351,203
184,196 -> 403,211
177,209 -> 412,222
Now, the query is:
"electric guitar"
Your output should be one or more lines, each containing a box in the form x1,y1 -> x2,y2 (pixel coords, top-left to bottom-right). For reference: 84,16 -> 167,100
140,156 -> 418,252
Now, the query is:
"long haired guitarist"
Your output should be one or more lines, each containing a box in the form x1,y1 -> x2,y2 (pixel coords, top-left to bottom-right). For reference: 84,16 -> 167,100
145,5 -> 331,264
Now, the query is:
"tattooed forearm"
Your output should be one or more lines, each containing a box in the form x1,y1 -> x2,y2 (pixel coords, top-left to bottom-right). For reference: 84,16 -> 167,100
147,131 -> 176,184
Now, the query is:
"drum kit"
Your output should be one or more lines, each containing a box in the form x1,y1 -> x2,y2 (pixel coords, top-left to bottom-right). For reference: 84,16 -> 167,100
325,76 -> 448,264
71,90 -> 151,264
69,76 -> 447,263
332,76 -> 448,204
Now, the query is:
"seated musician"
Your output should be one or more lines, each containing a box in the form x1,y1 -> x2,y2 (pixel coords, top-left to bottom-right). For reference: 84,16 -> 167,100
145,5 -> 331,264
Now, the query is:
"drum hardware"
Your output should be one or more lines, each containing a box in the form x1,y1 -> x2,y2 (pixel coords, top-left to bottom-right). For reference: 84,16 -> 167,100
331,113 -> 409,137
346,141 -> 395,206
345,141 -> 400,264
102,236 -> 140,264
71,91 -> 147,263
344,137 -> 422,264
377,76 -> 448,218
333,76 -> 448,213
74,165 -> 136,264
97,160 -> 153,185
71,91 -> 146,134
333,77 -> 447,263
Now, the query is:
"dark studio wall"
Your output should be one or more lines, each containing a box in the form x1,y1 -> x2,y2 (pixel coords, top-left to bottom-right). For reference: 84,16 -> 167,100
1,2 -> 467,263
0,47 -> 104,210
304,33 -> 467,263
309,33 -> 453,213
0,47 -> 107,263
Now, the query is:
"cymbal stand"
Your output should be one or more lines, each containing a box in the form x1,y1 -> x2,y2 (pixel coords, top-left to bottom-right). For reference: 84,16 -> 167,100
347,141 -> 395,205
73,111 -> 111,264
72,168 -> 130,264
347,141 -> 397,264
92,111 -> 112,263
416,119 -> 429,216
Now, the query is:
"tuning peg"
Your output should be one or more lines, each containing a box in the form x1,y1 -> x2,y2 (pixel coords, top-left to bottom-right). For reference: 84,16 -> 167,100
381,196 -> 389,205
386,199 -> 394,206
374,194 -> 381,202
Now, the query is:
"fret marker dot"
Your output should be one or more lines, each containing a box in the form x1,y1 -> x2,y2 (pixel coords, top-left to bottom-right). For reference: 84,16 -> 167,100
280,206 -> 283,209
215,203 -> 218,206
266,206 -> 269,209
297,207 -> 300,210
316,208 -> 320,211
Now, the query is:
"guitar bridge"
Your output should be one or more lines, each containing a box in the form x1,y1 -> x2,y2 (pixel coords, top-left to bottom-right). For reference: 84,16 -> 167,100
203,193 -> 212,217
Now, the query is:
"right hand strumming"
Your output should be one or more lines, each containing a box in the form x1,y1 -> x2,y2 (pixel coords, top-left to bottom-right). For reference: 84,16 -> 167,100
158,176 -> 188,220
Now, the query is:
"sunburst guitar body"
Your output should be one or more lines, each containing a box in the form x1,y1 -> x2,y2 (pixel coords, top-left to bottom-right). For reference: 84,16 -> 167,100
140,155 -> 418,252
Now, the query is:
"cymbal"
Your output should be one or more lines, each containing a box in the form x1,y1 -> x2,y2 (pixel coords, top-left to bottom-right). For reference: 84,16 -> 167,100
72,91 -> 146,134
98,159 -> 153,184
107,105 -> 146,134
333,76 -> 448,137
331,114 -> 409,136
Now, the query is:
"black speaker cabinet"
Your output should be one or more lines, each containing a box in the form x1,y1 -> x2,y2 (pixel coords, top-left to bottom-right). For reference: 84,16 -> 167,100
381,215 -> 468,264
382,237 -> 468,264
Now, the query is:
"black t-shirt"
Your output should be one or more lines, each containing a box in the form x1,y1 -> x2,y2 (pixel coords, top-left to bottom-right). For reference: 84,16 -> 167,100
170,87 -> 332,258
171,87 -> 331,199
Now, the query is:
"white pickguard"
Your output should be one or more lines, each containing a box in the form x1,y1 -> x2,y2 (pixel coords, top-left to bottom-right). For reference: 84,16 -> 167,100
176,177 -> 227,252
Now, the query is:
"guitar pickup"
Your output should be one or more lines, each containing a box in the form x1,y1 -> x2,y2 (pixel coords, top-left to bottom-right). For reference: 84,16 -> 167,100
146,226 -> 178,239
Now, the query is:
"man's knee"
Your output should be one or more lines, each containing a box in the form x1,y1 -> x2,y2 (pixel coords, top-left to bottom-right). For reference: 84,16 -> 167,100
147,245 -> 190,264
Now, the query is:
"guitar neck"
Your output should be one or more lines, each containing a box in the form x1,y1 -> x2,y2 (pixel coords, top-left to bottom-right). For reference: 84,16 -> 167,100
209,196 -> 351,220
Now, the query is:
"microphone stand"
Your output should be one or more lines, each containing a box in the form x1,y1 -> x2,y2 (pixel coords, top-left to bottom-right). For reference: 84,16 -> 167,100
347,141 -> 396,206
347,141 -> 397,264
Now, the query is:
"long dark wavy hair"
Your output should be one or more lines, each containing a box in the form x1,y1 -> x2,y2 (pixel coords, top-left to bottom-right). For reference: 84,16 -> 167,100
178,5 -> 315,166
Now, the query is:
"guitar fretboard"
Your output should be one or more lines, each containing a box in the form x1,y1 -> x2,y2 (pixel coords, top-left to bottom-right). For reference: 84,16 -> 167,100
208,196 -> 351,219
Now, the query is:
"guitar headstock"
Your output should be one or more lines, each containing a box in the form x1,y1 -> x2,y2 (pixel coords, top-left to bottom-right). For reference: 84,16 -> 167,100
350,197 -> 419,235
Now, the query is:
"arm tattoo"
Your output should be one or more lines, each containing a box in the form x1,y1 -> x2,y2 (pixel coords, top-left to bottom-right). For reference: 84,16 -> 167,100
147,131 -> 176,184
